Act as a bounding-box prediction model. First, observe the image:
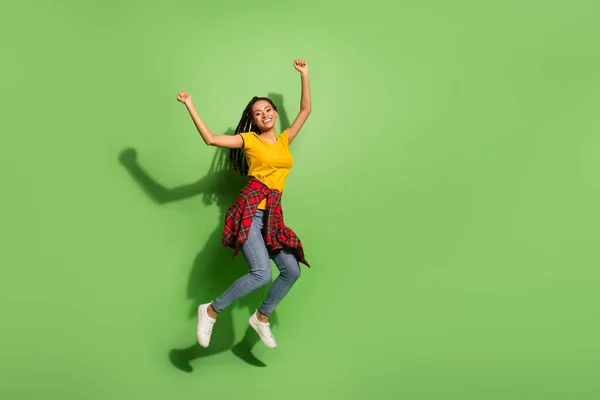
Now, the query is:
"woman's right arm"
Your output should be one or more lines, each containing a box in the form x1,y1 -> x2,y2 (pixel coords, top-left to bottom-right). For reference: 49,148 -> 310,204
177,91 -> 243,149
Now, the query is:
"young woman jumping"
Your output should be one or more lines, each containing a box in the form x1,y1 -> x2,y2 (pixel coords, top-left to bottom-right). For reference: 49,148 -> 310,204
176,59 -> 311,349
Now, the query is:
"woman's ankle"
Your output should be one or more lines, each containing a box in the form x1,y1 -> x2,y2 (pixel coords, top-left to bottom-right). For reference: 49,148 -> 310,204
256,311 -> 269,323
207,303 -> 219,319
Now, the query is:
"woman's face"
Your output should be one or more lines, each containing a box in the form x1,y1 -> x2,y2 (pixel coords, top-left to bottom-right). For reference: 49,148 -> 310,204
252,100 -> 277,132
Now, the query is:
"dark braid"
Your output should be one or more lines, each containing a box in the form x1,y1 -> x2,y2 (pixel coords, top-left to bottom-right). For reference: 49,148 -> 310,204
229,96 -> 278,176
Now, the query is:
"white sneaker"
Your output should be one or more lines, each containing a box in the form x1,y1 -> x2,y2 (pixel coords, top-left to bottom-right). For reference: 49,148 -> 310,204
196,303 -> 216,347
249,311 -> 277,349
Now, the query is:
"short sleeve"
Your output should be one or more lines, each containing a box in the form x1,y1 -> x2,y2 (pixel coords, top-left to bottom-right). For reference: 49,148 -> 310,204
239,132 -> 256,149
280,130 -> 290,147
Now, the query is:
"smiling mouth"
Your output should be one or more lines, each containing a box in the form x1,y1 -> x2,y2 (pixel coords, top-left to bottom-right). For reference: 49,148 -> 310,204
262,118 -> 272,124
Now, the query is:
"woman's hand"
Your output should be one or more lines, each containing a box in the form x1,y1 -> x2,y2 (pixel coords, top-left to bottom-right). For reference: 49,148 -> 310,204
177,91 -> 193,106
293,59 -> 308,75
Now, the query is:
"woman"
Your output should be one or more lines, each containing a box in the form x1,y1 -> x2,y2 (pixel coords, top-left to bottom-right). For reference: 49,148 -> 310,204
176,59 -> 311,350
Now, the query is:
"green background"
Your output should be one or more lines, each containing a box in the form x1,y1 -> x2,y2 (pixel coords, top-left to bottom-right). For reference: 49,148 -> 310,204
2,0 -> 600,399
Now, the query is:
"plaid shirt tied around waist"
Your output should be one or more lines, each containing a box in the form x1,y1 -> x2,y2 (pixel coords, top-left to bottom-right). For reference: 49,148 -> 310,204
222,177 -> 310,267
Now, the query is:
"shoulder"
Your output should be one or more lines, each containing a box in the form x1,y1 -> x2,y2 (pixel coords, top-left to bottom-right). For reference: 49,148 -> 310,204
239,131 -> 259,148
279,130 -> 290,146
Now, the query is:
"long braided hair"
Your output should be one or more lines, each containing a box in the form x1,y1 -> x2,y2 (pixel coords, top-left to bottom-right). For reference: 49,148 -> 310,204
229,96 -> 278,176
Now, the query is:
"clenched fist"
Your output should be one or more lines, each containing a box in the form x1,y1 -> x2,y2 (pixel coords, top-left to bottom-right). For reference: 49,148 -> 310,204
293,59 -> 308,75
177,91 -> 192,106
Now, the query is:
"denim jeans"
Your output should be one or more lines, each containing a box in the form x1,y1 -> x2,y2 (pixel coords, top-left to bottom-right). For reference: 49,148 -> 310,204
211,209 -> 301,316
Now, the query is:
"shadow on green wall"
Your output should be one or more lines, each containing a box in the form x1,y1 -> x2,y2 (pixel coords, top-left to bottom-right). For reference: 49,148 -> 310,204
118,93 -> 290,372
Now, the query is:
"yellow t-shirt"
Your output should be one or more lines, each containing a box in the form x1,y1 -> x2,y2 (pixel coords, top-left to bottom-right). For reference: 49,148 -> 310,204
240,130 -> 294,210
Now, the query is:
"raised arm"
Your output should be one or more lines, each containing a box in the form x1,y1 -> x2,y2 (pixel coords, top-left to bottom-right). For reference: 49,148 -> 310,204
177,91 -> 244,149
286,59 -> 311,144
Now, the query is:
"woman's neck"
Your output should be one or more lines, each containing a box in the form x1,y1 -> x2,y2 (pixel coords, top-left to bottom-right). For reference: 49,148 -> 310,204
259,129 -> 277,143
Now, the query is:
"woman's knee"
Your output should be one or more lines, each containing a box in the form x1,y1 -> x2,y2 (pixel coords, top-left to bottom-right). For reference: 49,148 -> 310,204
287,264 -> 301,283
279,252 -> 301,282
251,265 -> 272,287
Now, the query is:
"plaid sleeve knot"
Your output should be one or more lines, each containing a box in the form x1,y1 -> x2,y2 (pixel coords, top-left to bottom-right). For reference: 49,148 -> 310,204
221,177 -> 310,267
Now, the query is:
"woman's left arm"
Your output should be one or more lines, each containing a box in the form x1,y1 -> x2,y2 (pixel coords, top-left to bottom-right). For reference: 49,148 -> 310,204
286,59 -> 311,144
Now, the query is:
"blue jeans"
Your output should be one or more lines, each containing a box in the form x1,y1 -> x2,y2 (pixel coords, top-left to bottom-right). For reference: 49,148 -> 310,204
211,209 -> 301,316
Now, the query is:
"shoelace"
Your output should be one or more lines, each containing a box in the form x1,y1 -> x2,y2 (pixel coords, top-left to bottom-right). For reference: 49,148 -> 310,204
261,324 -> 273,338
204,321 -> 214,336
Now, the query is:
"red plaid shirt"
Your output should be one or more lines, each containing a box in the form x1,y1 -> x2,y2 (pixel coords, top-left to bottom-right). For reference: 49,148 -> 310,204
222,177 -> 310,267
